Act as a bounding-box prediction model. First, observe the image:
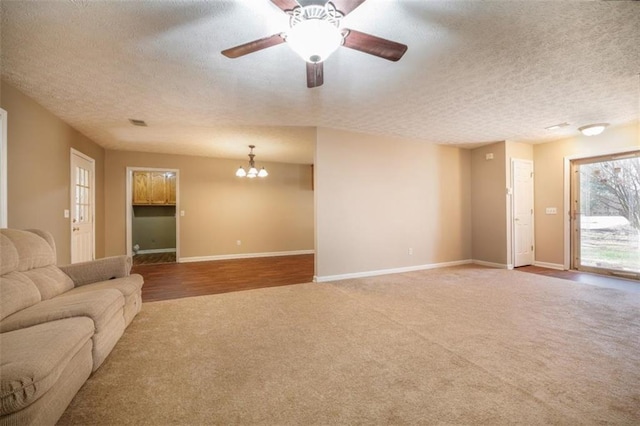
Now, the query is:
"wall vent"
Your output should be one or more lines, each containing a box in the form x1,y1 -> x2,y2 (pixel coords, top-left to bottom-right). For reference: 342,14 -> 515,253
129,118 -> 147,127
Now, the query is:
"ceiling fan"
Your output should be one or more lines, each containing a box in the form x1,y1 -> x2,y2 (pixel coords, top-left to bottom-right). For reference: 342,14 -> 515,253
221,0 -> 408,88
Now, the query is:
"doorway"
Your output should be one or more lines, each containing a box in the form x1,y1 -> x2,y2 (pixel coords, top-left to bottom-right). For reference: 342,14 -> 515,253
126,167 -> 179,265
512,159 -> 534,267
70,149 -> 95,263
570,151 -> 639,279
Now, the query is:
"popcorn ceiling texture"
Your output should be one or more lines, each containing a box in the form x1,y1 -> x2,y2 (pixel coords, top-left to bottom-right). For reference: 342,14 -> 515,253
1,0 -> 638,163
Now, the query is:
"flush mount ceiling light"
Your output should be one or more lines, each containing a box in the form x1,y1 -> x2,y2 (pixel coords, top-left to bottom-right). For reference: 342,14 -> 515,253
236,145 -> 268,179
578,123 -> 609,136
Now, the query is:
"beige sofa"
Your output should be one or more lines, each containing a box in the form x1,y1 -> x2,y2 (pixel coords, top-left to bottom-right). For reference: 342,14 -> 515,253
0,229 -> 144,425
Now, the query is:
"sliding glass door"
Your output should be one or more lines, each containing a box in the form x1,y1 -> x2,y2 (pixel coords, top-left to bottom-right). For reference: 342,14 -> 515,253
570,151 -> 640,279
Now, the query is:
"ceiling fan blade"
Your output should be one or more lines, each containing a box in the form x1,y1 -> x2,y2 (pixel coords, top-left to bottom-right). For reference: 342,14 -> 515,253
306,62 -> 324,88
270,0 -> 300,12
342,29 -> 407,62
331,0 -> 367,16
221,34 -> 286,59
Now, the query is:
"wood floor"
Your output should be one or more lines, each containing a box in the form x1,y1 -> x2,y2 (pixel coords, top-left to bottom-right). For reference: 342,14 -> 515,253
517,265 -> 639,293
134,254 -> 314,302
134,258 -> 638,303
133,252 -> 176,265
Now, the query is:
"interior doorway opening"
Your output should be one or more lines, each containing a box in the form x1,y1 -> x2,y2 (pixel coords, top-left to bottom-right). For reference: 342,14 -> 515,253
570,151 -> 639,279
126,167 -> 179,265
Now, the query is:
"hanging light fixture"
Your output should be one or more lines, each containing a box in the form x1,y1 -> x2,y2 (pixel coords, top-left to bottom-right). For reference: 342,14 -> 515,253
236,145 -> 268,178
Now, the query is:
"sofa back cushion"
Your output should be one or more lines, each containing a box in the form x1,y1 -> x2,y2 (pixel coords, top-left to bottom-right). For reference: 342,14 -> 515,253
0,229 -> 57,272
0,234 -> 19,275
0,230 -> 74,317
0,272 -> 41,321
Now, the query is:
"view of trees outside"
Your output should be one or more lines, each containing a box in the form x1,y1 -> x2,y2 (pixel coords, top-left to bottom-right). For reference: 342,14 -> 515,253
579,155 -> 640,274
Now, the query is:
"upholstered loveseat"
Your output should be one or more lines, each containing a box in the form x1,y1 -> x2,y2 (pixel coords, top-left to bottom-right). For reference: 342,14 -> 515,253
0,229 -> 144,425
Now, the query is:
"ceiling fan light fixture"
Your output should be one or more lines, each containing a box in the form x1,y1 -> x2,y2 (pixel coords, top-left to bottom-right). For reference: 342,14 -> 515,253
578,123 -> 609,136
286,4 -> 344,63
287,19 -> 342,63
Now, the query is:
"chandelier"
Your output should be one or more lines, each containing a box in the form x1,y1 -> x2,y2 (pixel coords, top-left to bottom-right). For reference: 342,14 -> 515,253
236,145 -> 268,178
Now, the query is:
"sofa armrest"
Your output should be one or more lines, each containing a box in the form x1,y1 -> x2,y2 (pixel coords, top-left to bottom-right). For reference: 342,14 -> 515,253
59,255 -> 132,287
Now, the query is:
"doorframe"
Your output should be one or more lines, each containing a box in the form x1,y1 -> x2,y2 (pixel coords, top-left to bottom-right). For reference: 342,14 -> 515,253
125,167 -> 180,260
0,108 -> 7,228
563,146 -> 639,270
70,148 -> 96,261
511,158 -> 535,268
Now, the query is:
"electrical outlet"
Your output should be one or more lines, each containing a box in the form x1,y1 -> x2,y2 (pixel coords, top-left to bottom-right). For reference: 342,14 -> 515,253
236,240 -> 242,246
408,248 -> 413,255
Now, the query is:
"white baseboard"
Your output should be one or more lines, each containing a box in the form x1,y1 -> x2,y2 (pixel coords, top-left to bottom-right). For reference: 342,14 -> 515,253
179,249 -> 314,263
313,259 -> 473,283
472,260 -> 509,269
136,248 -> 176,255
533,261 -> 565,270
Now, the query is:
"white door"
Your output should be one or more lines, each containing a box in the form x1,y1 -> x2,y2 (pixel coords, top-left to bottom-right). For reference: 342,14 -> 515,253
71,150 -> 95,263
513,159 -> 534,267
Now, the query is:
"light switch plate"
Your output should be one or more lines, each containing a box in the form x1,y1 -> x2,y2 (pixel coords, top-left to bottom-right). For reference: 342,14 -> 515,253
545,207 -> 558,215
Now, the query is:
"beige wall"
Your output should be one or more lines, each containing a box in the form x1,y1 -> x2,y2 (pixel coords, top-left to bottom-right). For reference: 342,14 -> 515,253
0,81 -> 105,264
314,128 -> 471,278
132,206 -> 176,250
105,150 -> 314,258
470,142 -> 507,265
533,121 -> 639,266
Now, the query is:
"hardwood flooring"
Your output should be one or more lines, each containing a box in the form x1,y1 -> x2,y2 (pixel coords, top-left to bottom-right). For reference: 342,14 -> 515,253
134,254 -> 314,303
517,265 -> 640,293
134,257 -> 638,303
133,252 -> 176,265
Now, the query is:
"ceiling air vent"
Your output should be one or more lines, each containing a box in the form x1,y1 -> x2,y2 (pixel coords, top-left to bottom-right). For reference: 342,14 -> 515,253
129,118 -> 147,127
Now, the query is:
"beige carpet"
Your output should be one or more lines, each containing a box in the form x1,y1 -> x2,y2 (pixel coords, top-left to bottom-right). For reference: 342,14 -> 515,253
58,265 -> 640,425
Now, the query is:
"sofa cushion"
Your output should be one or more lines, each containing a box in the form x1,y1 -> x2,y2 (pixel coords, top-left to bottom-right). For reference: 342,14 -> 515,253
0,234 -> 19,275
22,265 -> 74,301
0,229 -> 56,272
0,289 -> 124,334
0,272 -> 42,321
62,275 -> 144,299
0,317 -> 94,416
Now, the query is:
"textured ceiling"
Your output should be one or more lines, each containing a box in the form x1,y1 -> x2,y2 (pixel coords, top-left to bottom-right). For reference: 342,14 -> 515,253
1,0 -> 639,164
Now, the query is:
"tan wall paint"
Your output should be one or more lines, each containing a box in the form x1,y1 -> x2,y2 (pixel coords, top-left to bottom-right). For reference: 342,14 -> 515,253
132,206 -> 176,250
314,128 -> 471,278
0,81 -> 105,264
105,150 -> 314,258
471,142 -> 507,265
533,121 -> 639,266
